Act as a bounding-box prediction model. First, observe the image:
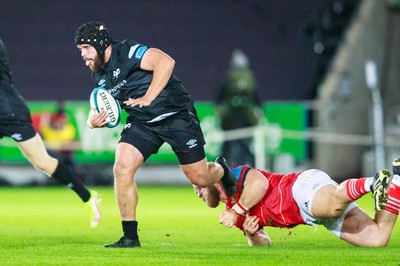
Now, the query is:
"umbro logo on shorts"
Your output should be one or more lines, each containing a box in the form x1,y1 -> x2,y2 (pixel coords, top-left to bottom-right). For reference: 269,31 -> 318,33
11,133 -> 22,141
186,139 -> 197,148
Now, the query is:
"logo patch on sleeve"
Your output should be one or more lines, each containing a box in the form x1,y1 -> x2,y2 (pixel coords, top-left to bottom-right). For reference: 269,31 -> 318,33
135,46 -> 148,59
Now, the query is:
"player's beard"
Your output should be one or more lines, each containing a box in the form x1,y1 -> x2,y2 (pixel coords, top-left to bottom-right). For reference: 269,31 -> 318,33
88,54 -> 104,72
205,186 -> 220,208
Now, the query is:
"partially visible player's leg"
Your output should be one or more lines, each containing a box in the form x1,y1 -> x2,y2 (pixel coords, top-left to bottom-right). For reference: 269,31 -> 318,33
330,168 -> 389,212
371,169 -> 391,211
104,142 -> 143,248
339,160 -> 400,247
17,133 -> 58,175
181,157 -> 223,187
105,119 -> 164,248
17,133 -> 101,227
167,109 -> 232,190
340,206 -> 397,247
321,170 -> 386,214
206,161 -> 224,181
18,133 -> 90,201
112,142 -> 142,221
342,176 -> 373,201
386,158 -> 400,215
297,169 -> 350,218
178,148 -> 236,197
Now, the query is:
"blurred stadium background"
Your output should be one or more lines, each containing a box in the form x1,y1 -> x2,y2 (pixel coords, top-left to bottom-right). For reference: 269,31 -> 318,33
0,0 -> 400,185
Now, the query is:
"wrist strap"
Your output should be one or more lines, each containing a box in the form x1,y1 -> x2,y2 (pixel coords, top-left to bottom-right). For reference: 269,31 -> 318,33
231,202 -> 249,216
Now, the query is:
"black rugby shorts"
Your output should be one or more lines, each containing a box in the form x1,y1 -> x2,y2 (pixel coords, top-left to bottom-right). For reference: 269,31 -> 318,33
120,109 -> 206,165
0,120 -> 36,142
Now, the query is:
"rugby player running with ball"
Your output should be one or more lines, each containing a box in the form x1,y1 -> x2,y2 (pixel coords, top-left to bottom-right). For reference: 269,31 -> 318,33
74,21 -> 236,248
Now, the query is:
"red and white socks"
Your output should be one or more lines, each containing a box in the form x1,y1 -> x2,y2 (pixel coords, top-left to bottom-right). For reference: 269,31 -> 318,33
344,173 -> 400,214
345,177 -> 372,201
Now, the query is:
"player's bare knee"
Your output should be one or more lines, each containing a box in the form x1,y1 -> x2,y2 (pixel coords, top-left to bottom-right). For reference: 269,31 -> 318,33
113,162 -> 137,183
113,165 -> 129,179
31,157 -> 56,175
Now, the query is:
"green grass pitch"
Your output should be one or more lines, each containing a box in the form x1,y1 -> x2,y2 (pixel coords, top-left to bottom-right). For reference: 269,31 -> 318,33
0,186 -> 399,265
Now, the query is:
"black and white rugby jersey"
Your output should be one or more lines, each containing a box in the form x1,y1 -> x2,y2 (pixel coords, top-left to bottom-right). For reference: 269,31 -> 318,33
91,39 -> 194,123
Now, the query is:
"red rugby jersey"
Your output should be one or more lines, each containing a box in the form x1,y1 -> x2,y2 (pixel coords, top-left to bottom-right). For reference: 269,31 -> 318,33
227,165 -> 306,231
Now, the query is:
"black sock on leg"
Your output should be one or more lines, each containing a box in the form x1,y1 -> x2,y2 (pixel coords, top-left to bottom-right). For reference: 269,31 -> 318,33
52,162 -> 91,202
216,157 -> 238,197
122,220 -> 139,240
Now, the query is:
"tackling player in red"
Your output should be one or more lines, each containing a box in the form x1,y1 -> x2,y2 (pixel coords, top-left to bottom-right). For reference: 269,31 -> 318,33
194,157 -> 400,247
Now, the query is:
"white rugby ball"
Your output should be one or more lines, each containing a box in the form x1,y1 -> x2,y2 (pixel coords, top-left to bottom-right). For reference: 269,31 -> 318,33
90,87 -> 121,128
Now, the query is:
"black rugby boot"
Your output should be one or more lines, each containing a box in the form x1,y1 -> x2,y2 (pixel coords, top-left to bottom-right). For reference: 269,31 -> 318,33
104,237 -> 141,248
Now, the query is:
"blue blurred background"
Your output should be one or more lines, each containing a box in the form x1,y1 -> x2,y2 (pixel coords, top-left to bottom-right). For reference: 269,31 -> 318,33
1,0 -> 400,185
0,0 -> 344,101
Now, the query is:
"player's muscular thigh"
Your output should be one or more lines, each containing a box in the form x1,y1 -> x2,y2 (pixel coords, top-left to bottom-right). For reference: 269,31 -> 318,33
311,184 -> 340,217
